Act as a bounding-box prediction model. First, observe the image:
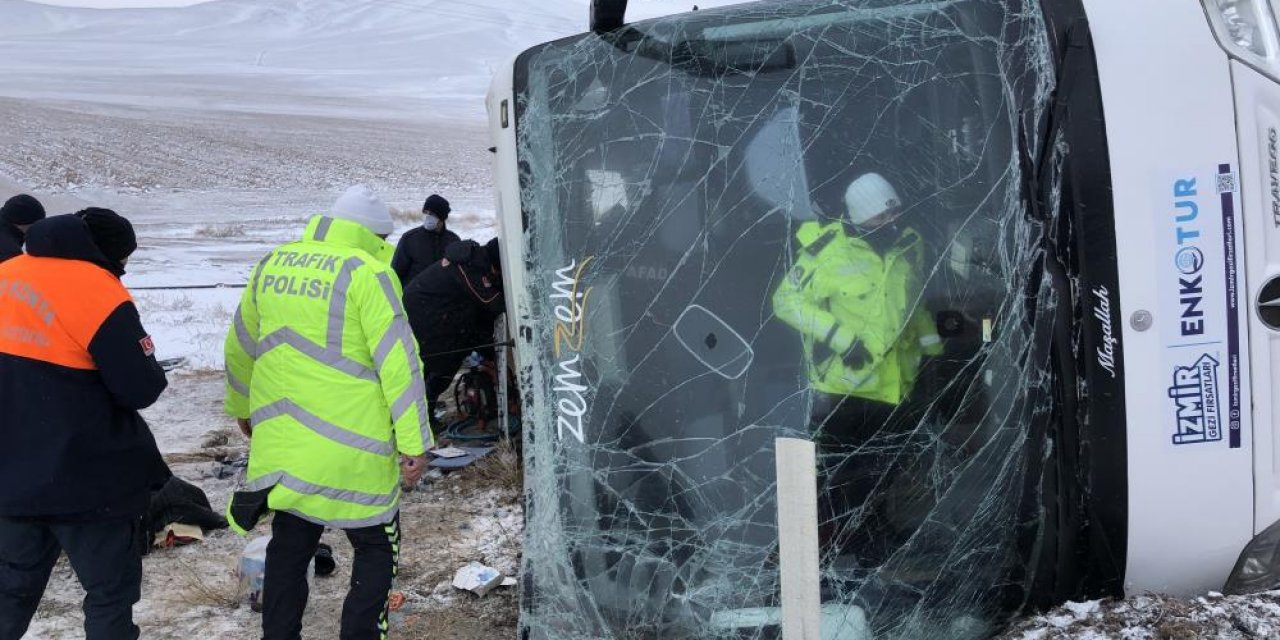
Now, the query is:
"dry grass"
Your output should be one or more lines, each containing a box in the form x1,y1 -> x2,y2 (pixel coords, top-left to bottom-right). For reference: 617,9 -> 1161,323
194,223 -> 247,239
201,429 -> 234,448
138,293 -> 196,312
396,593 -> 520,639
390,206 -> 423,225
163,446 -> 243,465
468,438 -> 523,494
173,369 -> 227,382
164,562 -> 241,610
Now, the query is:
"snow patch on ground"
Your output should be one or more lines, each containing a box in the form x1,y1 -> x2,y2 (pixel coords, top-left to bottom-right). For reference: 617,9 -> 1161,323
1001,592 -> 1280,640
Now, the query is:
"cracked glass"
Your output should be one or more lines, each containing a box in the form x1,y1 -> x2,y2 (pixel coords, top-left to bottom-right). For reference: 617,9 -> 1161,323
512,1 -> 1067,637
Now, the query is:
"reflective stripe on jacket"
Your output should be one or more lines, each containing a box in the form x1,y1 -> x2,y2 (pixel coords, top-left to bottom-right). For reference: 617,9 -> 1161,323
773,221 -> 942,405
224,215 -> 433,531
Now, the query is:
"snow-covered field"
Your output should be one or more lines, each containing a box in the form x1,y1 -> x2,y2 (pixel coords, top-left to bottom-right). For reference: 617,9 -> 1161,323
0,94 -> 500,370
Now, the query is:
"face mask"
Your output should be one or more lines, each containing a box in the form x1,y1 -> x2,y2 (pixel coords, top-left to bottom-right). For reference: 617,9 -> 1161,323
423,215 -> 441,232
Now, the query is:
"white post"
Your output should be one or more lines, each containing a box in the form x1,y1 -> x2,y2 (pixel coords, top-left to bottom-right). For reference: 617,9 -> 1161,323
776,437 -> 822,640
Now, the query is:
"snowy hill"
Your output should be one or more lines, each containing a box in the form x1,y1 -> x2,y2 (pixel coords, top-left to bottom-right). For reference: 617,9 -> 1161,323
0,0 -> 736,117
0,0 -> 579,116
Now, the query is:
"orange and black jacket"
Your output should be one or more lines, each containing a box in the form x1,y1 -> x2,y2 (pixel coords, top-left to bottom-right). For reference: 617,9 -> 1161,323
0,215 -> 170,520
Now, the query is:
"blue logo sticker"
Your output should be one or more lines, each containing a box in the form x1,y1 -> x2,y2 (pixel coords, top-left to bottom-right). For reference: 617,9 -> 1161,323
1169,354 -> 1222,445
1175,246 -> 1204,275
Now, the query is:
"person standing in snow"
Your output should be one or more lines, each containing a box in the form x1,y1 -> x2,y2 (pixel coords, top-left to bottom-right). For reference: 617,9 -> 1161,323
223,185 -> 433,640
391,194 -> 460,287
403,238 -> 505,429
0,194 -> 47,263
0,209 -> 170,640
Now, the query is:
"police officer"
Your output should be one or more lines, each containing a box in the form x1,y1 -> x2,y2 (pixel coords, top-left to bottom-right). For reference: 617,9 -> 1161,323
0,195 -> 47,263
0,209 -> 169,640
391,194 -> 460,286
223,185 -> 433,640
773,172 -> 942,413
773,173 -> 942,564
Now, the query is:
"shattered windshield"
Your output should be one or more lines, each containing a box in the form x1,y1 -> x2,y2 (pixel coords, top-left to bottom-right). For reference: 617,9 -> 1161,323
513,0 -> 1067,637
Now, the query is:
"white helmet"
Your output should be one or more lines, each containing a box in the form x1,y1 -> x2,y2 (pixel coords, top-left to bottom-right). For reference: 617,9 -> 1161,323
843,173 -> 902,226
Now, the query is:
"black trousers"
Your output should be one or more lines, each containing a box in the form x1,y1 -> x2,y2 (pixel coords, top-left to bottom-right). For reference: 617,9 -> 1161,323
0,517 -> 143,640
814,394 -> 927,568
262,511 -> 400,640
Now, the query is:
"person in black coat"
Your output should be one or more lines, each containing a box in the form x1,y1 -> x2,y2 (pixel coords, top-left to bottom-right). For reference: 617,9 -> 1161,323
0,209 -> 169,640
0,194 -> 46,263
391,194 -> 461,286
404,238 -> 505,425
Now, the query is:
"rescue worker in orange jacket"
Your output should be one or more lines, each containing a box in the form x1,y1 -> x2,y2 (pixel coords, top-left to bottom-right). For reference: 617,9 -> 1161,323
0,209 -> 169,640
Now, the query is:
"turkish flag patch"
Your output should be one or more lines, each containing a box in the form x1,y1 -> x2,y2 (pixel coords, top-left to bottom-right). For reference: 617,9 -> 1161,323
140,335 -> 156,357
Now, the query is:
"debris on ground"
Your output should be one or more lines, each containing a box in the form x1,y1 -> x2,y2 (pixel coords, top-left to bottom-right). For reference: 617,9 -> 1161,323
153,523 -> 205,549
237,536 -> 272,613
428,446 -> 495,470
431,447 -> 470,459
158,357 -> 188,372
314,543 -> 336,578
452,562 -> 504,597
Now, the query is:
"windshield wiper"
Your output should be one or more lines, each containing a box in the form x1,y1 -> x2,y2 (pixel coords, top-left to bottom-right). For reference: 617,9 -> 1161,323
591,0 -> 629,33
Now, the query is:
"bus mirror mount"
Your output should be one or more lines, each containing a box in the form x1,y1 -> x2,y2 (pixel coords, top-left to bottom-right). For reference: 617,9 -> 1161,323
591,0 -> 628,33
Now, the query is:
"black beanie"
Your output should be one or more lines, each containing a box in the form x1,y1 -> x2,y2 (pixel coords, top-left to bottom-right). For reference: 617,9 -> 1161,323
485,237 -> 501,271
423,194 -> 451,219
77,208 -> 137,268
1,194 -> 46,226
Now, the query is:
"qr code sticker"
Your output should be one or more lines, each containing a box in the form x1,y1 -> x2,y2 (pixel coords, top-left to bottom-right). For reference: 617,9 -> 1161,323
1217,172 -> 1238,194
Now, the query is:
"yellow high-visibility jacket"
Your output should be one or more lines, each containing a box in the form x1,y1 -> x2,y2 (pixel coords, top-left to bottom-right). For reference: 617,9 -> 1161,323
224,215 -> 433,531
773,221 -> 942,405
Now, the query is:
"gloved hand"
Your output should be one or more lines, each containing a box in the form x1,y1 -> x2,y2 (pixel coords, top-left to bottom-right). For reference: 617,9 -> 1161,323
842,342 -> 872,369
821,326 -> 871,369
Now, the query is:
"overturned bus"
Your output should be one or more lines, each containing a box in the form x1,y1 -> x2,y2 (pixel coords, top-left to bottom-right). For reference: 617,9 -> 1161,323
485,0 -> 1280,637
